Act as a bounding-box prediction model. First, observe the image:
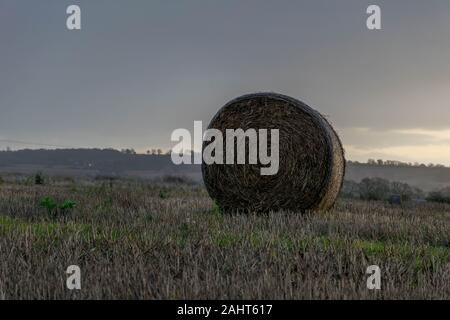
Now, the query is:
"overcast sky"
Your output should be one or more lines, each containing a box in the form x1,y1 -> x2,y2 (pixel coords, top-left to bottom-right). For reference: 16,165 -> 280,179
1,0 -> 450,164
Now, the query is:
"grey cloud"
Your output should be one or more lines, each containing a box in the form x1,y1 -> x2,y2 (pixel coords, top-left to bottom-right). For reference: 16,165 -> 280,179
0,0 -> 449,156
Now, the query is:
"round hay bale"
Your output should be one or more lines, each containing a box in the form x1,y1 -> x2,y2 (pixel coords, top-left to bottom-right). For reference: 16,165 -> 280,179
201,92 -> 345,213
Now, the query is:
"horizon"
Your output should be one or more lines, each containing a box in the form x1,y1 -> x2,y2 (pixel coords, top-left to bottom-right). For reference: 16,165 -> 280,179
0,146 -> 449,168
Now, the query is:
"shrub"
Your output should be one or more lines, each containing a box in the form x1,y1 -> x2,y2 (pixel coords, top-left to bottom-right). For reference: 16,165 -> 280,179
427,188 -> 450,204
39,197 -> 76,218
60,200 -> 76,211
359,178 -> 390,201
159,188 -> 170,199
340,178 -> 425,202
390,181 -> 415,201
39,197 -> 57,217
35,172 -> 44,185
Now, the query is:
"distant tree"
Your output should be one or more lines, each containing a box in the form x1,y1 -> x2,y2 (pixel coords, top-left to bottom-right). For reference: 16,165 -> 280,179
359,177 -> 390,201
122,148 -> 136,155
35,172 -> 44,185
390,181 -> 414,201
340,178 -> 425,201
377,159 -> 384,165
157,149 -> 162,155
427,188 -> 450,204
411,187 -> 425,199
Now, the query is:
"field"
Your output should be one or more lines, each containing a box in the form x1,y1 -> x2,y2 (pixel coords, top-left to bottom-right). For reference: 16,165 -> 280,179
1,175 -> 450,299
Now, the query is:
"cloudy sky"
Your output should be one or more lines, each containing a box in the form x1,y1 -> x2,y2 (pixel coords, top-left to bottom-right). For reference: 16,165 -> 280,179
1,0 -> 450,164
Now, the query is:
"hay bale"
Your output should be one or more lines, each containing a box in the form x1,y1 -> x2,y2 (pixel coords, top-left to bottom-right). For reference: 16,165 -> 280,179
201,92 -> 345,213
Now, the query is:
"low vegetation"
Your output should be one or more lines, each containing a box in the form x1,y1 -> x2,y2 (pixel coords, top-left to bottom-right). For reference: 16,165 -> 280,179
39,196 -> 76,219
0,174 -> 450,299
427,188 -> 450,204
342,178 -> 425,201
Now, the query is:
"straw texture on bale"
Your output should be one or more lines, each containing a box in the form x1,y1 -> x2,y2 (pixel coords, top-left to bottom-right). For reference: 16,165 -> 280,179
202,92 -> 345,213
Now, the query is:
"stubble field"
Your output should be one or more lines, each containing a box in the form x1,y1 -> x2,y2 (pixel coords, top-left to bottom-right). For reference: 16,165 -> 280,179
0,176 -> 450,299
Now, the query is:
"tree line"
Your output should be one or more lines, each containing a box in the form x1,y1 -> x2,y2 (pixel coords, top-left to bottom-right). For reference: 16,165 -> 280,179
348,159 -> 448,169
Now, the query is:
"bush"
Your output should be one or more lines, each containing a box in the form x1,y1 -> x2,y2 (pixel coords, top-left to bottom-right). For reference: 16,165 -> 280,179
341,178 -> 425,202
159,188 -> 170,199
39,197 -> 57,217
39,196 -> 76,218
35,172 -> 44,185
60,200 -> 76,211
390,181 -> 417,202
359,178 -> 391,201
427,188 -> 450,204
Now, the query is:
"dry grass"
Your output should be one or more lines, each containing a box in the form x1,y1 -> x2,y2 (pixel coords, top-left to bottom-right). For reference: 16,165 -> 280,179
1,176 -> 450,299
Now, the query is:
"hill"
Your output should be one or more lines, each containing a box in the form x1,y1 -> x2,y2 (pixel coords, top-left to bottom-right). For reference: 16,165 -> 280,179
0,149 -> 200,181
0,149 -> 450,190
